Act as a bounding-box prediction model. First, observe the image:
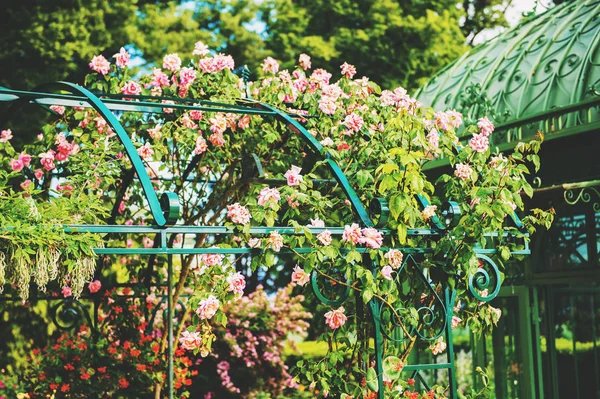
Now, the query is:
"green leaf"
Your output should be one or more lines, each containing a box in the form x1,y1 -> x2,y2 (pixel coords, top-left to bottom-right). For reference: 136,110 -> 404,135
382,356 -> 403,380
397,223 -> 407,245
366,367 -> 379,392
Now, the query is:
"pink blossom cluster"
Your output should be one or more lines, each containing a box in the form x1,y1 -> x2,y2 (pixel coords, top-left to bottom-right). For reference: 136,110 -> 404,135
434,110 -> 463,130
121,80 -> 142,96
137,143 -> 154,160
340,62 -> 357,79
178,67 -> 197,90
216,361 -> 241,393
163,53 -> 182,72
454,162 -> 473,180
262,57 -> 280,74
342,112 -> 364,135
342,224 -> 383,248
226,203 -> 251,225
477,116 -> 495,136
317,230 -> 332,246
431,337 -> 447,355
379,87 -> 419,111
151,68 -> 170,88
201,252 -> 224,267
10,152 -> 31,172
198,54 -> 235,73
469,132 -> 489,153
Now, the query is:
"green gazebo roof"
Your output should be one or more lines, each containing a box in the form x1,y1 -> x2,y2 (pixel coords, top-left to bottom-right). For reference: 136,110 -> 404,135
415,0 -> 600,153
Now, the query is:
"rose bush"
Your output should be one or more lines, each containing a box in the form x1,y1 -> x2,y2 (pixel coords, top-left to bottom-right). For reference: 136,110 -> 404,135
0,41 -> 553,398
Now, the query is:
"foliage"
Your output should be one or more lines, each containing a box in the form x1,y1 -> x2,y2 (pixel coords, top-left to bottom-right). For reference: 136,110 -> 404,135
0,43 -> 554,398
191,284 -> 312,398
2,289 -> 194,398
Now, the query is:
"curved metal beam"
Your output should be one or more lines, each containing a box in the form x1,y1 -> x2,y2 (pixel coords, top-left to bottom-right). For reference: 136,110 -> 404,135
39,82 -> 180,227
250,101 -> 375,228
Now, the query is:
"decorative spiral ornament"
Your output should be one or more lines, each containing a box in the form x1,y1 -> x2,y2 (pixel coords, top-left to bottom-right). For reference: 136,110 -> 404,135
50,299 -> 93,330
310,269 -> 350,308
468,254 -> 501,303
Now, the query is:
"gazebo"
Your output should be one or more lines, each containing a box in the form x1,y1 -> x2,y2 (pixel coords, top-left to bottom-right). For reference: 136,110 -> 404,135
415,1 -> 600,398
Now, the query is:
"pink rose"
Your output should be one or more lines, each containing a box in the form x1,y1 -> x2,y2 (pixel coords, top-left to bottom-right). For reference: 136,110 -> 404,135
151,68 -> 170,88
380,265 -> 394,280
454,163 -> 473,181
469,133 -> 489,153
291,265 -> 310,286
422,205 -> 437,220
194,136 -> 208,155
308,218 -> 325,228
227,203 -> 251,225
193,41 -> 210,56
179,330 -> 202,351
62,286 -> 72,298
19,152 -> 32,167
121,81 -> 142,96
262,56 -> 280,74
195,295 -> 220,319
113,47 -> 130,68
20,180 -> 33,191
478,116 -> 494,137
317,230 -> 332,246
89,55 -> 111,75
0,129 -> 13,142
201,251 -> 224,266
431,337 -> 447,355
359,228 -> 383,249
88,280 -> 102,294
50,105 -> 65,115
324,306 -> 347,329
385,249 -> 404,269
179,67 -> 197,89
284,165 -> 303,186
163,53 -> 182,72
340,62 -> 356,79
137,143 -> 154,160
342,223 -> 363,245
227,272 -> 246,296
257,187 -> 281,208
342,112 -> 364,134
34,169 -> 44,180
298,54 -> 311,70
143,236 -> 154,248
10,158 -> 24,172
451,316 -> 462,328
268,231 -> 284,252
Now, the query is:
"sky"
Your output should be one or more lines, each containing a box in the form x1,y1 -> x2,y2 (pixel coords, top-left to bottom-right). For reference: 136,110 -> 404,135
473,0 -> 549,44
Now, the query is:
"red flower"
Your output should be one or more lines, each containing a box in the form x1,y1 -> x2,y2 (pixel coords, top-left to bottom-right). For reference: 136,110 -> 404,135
64,363 -> 75,371
61,384 -> 70,392
80,371 -> 91,380
49,382 -> 59,390
39,372 -> 46,381
130,348 -> 141,357
407,378 -> 415,386
118,377 -> 129,389
97,366 -> 107,373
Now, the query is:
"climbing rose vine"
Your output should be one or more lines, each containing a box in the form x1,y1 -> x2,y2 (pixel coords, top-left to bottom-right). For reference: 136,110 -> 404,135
0,42 -> 553,398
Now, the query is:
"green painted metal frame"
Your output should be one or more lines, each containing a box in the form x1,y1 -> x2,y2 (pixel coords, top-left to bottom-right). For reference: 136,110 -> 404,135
0,82 -> 529,399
